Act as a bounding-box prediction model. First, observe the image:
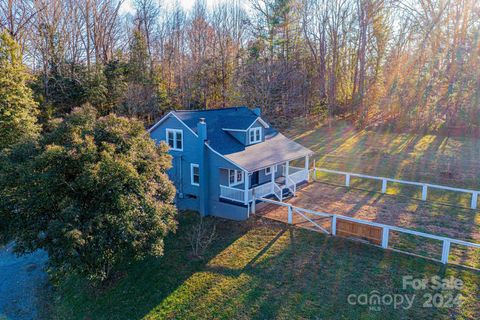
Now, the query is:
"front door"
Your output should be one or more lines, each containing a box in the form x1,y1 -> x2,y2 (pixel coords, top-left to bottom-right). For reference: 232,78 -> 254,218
251,171 -> 259,187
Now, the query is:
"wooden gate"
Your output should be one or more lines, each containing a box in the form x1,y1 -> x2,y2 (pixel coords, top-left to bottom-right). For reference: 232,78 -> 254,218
336,219 -> 382,245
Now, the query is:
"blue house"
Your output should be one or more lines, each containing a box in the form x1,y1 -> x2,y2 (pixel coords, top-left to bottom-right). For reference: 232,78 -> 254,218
149,106 -> 313,220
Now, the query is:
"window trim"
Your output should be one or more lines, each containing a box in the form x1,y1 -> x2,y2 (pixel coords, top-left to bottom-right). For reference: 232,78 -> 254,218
191,163 -> 200,186
249,127 -> 262,144
228,169 -> 244,187
166,128 -> 183,151
265,165 -> 277,175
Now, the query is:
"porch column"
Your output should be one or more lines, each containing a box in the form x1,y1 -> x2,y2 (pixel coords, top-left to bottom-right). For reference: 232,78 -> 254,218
271,166 -> 275,183
285,161 -> 290,178
244,170 -> 249,204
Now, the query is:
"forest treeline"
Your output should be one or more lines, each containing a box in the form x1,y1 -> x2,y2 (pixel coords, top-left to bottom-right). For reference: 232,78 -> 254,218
1,0 -> 480,132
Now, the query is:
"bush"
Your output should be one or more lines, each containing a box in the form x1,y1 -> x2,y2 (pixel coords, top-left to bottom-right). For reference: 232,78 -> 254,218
187,216 -> 217,259
0,106 -> 177,283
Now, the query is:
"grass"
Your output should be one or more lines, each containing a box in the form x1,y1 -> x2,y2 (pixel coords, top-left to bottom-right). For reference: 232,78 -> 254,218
285,119 -> 480,203
50,119 -> 480,319
282,119 -> 480,269
51,212 -> 480,319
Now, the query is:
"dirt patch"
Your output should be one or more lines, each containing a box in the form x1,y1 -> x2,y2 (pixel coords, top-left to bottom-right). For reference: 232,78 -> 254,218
256,182 -> 480,243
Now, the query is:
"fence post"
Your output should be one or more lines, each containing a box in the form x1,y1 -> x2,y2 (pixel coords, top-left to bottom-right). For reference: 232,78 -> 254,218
381,179 -> 387,194
422,185 -> 428,201
345,174 -> 350,187
441,240 -> 451,264
313,160 -> 316,181
288,205 -> 292,224
381,227 -> 389,249
471,192 -> 478,210
331,215 -> 337,235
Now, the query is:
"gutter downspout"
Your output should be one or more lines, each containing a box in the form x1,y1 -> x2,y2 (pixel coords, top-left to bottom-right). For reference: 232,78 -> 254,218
198,118 -> 208,216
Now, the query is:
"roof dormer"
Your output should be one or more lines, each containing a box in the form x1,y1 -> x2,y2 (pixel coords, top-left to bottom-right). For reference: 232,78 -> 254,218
223,117 -> 269,146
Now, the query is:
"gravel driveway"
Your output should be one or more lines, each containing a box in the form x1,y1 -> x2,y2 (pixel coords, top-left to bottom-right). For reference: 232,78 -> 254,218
0,243 -> 48,320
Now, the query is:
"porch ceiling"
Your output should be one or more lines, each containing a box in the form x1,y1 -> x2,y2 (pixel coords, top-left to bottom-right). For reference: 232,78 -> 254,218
224,132 -> 313,172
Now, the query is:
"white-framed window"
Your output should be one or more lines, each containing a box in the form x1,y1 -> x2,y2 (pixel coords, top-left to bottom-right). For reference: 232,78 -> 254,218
191,163 -> 200,186
249,127 -> 262,144
265,166 -> 277,175
228,169 -> 244,186
166,128 -> 183,151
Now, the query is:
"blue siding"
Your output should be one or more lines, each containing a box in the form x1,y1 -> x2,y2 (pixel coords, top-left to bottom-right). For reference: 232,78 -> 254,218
224,120 -> 266,147
150,114 -> 249,220
227,130 -> 247,144
248,165 -> 282,187
247,120 -> 265,145
206,148 -> 249,220
150,115 -> 200,211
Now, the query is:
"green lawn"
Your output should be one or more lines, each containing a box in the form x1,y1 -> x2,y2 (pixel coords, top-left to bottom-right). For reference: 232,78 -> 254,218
52,212 -> 480,320
50,120 -> 480,319
286,119 -> 480,191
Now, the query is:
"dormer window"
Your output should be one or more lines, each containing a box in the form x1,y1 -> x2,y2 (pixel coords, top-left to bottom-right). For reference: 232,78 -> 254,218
249,127 -> 262,144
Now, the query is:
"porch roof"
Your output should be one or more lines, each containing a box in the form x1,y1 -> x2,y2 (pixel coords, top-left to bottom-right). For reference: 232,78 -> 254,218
223,131 -> 314,172
167,107 -> 313,172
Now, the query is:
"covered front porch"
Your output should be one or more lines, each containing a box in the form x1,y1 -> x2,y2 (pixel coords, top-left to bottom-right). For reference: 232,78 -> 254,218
219,155 -> 311,205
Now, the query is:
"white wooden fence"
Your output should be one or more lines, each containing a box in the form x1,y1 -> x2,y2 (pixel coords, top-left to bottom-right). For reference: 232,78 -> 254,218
252,197 -> 480,269
314,168 -> 479,209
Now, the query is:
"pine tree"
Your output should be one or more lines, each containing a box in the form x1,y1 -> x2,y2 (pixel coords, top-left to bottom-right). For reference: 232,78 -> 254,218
128,30 -> 150,84
0,31 -> 40,150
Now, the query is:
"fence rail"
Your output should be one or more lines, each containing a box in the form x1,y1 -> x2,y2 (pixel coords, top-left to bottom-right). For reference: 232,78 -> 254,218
314,168 -> 479,209
252,197 -> 480,269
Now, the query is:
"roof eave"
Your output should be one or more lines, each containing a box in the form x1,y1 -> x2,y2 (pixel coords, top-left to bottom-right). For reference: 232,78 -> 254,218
225,147 -> 313,173
148,112 -> 199,137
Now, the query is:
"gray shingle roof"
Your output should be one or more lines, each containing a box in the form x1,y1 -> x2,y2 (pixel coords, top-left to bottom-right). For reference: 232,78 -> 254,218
175,106 -> 258,132
172,107 -> 313,172
224,130 -> 314,172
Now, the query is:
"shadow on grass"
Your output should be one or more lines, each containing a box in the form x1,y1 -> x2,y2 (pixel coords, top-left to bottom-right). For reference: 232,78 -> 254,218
229,226 -> 479,320
284,178 -> 479,269
53,214 -> 480,320
53,211 -> 251,320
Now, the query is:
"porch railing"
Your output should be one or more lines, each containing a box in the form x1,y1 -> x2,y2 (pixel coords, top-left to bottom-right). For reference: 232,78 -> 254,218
273,183 -> 283,202
221,182 -> 275,204
219,167 -> 309,204
281,165 -> 304,176
220,185 -> 245,203
286,176 -> 296,195
289,168 -> 309,184
250,182 -> 274,201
